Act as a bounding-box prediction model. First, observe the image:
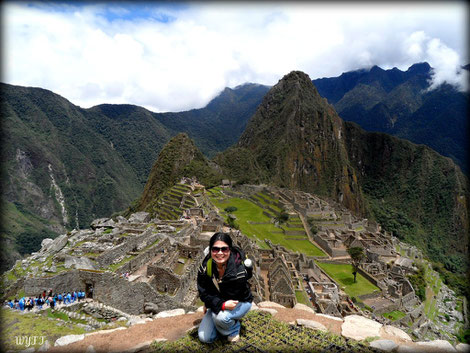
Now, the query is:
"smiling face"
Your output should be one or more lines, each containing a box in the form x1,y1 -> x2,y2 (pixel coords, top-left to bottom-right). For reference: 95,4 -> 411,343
211,240 -> 231,265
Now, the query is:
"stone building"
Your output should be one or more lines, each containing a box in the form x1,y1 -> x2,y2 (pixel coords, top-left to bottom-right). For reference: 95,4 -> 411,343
268,256 -> 296,307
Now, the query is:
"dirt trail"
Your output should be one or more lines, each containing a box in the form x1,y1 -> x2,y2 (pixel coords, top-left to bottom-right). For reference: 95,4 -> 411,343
45,308 -> 343,353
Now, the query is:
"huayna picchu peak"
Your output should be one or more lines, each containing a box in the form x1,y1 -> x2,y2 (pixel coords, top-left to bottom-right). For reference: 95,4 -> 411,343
233,70 -> 365,215
217,70 -> 469,276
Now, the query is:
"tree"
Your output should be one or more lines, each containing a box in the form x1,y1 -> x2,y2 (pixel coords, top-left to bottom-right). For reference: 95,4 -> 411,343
347,247 -> 365,283
274,210 -> 289,225
224,206 -> 238,213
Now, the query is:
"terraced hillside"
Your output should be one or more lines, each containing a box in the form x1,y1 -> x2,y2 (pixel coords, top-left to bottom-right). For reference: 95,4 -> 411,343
207,187 -> 326,257
152,183 -> 198,220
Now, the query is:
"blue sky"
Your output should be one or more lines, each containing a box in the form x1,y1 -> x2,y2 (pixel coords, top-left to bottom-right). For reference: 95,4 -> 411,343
3,1 -> 468,112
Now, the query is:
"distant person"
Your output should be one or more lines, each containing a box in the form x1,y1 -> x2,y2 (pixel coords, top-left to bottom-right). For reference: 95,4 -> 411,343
197,232 -> 253,343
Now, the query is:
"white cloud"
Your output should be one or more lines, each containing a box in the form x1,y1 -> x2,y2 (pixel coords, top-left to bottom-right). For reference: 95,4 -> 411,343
2,2 -> 468,112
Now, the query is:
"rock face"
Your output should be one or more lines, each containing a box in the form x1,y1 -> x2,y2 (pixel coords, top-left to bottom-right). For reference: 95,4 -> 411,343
341,315 -> 382,340
218,69 -> 469,271
227,71 -> 365,215
42,234 -> 68,254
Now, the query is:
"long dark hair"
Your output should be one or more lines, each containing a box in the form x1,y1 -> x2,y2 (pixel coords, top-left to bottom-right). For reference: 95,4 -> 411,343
209,232 -> 233,250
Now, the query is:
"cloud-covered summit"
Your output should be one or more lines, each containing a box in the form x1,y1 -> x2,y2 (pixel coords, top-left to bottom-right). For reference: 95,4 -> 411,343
3,2 -> 468,112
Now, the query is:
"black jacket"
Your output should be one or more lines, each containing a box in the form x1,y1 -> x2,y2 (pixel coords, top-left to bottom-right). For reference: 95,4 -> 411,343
197,246 -> 253,314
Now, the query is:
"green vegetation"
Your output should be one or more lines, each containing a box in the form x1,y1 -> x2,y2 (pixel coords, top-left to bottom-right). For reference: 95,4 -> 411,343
108,254 -> 137,272
295,290 -> 313,307
316,262 -> 380,298
347,247 -> 365,283
174,261 -> 185,275
210,196 -> 325,256
382,310 -> 406,321
151,310 -> 375,353
224,206 -> 238,213
408,263 -> 426,302
1,307 -> 86,351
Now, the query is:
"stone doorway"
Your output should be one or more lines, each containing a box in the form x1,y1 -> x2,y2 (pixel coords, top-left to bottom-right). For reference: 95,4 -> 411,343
85,282 -> 94,298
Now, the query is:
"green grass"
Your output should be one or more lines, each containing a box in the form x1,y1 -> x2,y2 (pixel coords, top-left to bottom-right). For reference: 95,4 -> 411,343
316,262 -> 380,298
295,290 -> 313,307
108,254 -> 137,272
174,261 -> 186,275
1,307 -> 87,351
421,262 -> 443,321
382,310 -> 406,321
210,197 -> 325,256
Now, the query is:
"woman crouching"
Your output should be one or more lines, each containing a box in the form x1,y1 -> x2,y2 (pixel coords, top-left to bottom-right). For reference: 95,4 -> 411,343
197,232 -> 253,343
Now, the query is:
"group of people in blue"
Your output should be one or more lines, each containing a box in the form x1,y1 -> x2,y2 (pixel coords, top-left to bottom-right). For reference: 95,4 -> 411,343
5,289 -> 87,311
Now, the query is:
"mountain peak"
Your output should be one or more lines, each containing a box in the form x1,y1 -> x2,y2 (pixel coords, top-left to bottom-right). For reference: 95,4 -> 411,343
406,62 -> 431,75
233,70 -> 365,214
134,133 -> 205,212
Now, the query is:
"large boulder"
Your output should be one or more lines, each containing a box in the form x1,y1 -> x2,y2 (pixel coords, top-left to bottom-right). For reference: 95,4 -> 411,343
257,301 -> 286,309
144,302 -> 159,315
416,340 -> 457,352
154,308 -> 185,318
128,212 -> 151,223
42,234 -> 68,254
40,238 -> 54,251
294,303 -> 315,313
54,334 -> 85,346
296,319 -> 327,332
341,315 -> 382,341
380,325 -> 412,341
369,339 -> 398,352
64,255 -> 96,270
456,343 -> 470,352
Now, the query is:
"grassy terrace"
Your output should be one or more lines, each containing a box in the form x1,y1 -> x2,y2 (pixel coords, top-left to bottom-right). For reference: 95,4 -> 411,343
382,310 -> 406,321
423,263 -> 443,321
316,262 -> 380,299
209,195 -> 326,257
2,307 -> 87,351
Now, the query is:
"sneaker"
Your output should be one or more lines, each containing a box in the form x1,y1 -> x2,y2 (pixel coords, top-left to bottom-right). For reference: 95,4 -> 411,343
227,334 -> 240,343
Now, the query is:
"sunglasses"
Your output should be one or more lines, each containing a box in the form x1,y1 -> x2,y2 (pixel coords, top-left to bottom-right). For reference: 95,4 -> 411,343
211,246 -> 230,253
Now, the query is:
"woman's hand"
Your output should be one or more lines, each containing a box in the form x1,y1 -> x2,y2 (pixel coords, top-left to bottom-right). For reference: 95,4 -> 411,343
224,300 -> 239,310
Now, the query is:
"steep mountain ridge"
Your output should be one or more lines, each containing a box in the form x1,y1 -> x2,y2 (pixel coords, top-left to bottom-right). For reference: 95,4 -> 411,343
0,84 -> 143,271
0,83 -> 267,271
313,62 -> 468,173
217,71 -> 469,273
234,71 -> 365,214
134,132 -> 220,214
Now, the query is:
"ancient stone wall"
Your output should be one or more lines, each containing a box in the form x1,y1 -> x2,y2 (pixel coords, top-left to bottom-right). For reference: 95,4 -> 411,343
117,237 -> 171,274
23,269 -> 188,315
24,270 -> 85,295
147,266 -> 180,295
357,266 -> 380,287
95,230 -> 160,268
313,234 -> 333,256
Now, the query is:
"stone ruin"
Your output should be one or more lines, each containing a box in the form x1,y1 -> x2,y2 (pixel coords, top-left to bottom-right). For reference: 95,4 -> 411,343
3,182 -> 455,341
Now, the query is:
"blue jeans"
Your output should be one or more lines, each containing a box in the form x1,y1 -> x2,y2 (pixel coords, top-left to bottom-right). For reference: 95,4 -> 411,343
198,301 -> 252,343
